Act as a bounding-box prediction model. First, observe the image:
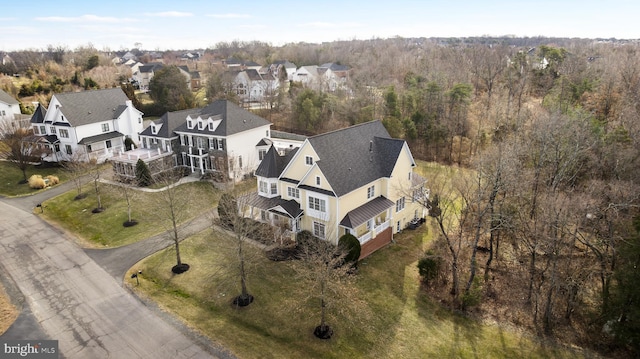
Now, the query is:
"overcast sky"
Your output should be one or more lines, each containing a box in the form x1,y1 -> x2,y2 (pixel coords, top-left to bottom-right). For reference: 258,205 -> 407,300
1,0 -> 637,51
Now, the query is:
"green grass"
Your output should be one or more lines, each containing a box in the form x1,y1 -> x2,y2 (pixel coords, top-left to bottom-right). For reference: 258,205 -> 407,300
41,181 -> 219,247
0,161 -> 70,197
132,224 -> 586,359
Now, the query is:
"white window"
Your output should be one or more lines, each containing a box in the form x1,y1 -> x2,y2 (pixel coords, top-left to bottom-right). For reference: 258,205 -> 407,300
65,144 -> 72,154
101,123 -> 109,132
198,121 -> 204,130
313,222 -> 326,239
151,125 -> 158,134
218,138 -> 224,150
261,210 -> 267,221
106,140 -> 112,148
270,183 -> 277,195
309,196 -> 326,212
316,176 -> 321,186
59,129 -> 69,138
266,130 -> 270,137
305,156 -> 313,165
33,126 -> 39,135
208,122 -> 214,131
238,156 -> 243,168
287,187 -> 299,199
182,135 -> 190,146
40,126 -> 46,134
50,126 -> 56,134
259,149 -> 267,161
259,181 -> 268,194
396,197 -> 406,212
187,119 -> 193,129
367,185 -> 375,199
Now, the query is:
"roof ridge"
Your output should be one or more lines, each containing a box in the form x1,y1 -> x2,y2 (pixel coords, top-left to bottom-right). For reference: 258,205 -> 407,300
310,120 -> 382,139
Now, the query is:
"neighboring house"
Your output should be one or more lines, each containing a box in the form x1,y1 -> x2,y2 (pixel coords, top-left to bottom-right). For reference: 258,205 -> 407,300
268,60 -> 297,81
0,89 -> 21,123
113,100 -> 272,182
292,65 -> 320,88
233,69 -> 279,105
177,66 -> 202,91
224,58 -> 262,71
242,120 -> 427,259
132,62 -> 164,91
318,62 -> 350,92
28,88 -> 144,163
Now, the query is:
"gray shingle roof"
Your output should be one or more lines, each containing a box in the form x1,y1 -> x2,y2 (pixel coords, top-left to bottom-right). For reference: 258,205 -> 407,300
0,89 -> 18,105
30,103 -> 47,124
53,88 -> 132,127
308,120 -> 407,196
139,108 -> 193,138
255,146 -> 298,178
173,100 -> 270,136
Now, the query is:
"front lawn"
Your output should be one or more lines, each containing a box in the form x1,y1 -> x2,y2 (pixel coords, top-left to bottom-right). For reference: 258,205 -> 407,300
0,161 -> 70,197
41,181 -> 219,247
130,225 -> 586,359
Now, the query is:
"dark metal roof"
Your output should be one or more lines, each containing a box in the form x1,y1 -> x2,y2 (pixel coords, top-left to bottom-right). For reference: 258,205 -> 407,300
78,131 -> 124,145
339,196 -> 395,228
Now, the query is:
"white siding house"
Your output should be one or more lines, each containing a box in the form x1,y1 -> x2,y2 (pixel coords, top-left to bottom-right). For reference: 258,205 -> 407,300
29,88 -> 144,163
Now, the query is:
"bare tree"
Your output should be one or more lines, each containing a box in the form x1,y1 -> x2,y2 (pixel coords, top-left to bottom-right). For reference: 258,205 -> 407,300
155,167 -> 193,274
292,231 -> 358,339
0,123 -> 44,183
213,191 -> 270,307
88,158 -> 104,213
61,150 -> 90,200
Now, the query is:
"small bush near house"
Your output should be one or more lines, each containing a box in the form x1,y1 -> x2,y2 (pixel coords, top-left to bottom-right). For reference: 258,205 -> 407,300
28,175 -> 46,189
338,233 -> 361,265
417,250 -> 441,286
46,175 -> 59,185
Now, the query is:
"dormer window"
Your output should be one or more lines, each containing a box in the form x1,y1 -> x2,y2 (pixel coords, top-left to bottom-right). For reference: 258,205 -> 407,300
208,122 -> 214,131
187,119 -> 193,129
151,125 -> 158,134
198,121 -> 204,130
305,156 -> 313,165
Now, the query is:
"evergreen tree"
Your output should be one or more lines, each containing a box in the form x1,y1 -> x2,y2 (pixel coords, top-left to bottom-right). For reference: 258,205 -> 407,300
135,159 -> 152,187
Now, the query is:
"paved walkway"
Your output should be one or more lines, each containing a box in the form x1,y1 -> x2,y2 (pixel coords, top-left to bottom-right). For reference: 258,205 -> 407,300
0,177 -> 234,359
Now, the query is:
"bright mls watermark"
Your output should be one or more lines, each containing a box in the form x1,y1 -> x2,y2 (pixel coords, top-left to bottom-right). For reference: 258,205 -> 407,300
1,340 -> 58,358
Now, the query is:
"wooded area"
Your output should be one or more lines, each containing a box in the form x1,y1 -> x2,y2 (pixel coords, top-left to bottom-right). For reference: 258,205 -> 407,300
2,36 -> 639,356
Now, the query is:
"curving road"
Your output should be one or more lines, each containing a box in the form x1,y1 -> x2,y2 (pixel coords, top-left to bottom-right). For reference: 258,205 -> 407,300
0,183 -> 231,359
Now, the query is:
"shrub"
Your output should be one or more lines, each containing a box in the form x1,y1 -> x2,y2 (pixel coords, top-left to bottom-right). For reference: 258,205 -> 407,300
45,175 -> 59,185
28,175 -> 46,189
135,159 -> 152,187
338,233 -> 361,264
417,250 -> 441,285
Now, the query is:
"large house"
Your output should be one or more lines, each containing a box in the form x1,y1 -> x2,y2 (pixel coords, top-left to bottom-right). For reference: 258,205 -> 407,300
112,100 -> 272,182
242,120 -> 427,259
29,88 -> 144,163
